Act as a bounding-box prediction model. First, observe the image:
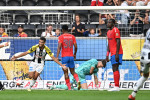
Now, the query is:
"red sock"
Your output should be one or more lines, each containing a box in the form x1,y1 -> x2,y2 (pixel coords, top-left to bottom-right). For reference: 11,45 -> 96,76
73,73 -> 79,82
113,71 -> 120,87
91,1 -> 96,6
65,79 -> 71,90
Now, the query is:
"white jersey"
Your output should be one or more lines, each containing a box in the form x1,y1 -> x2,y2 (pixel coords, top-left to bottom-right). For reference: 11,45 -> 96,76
141,29 -> 150,63
28,44 -> 53,64
41,31 -> 55,37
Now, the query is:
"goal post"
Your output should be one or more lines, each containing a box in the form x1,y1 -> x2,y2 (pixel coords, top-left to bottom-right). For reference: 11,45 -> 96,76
0,6 -> 149,90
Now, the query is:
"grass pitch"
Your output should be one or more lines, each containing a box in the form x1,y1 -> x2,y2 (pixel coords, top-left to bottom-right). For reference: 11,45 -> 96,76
0,90 -> 149,100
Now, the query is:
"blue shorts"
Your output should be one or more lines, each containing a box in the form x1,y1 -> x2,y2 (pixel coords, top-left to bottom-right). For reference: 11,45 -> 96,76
62,56 -> 75,68
111,54 -> 123,65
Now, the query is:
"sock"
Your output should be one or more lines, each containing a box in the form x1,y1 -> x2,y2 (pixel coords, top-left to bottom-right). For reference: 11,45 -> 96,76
55,85 -> 68,90
91,0 -> 96,6
65,79 -> 71,90
73,73 -> 79,82
131,91 -> 137,97
29,80 -> 36,88
132,76 -> 147,97
113,71 -> 120,87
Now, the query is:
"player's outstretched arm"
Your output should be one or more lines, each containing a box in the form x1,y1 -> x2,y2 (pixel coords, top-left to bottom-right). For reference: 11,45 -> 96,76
51,55 -> 67,70
11,51 -> 29,61
56,43 -> 62,58
0,42 -> 9,48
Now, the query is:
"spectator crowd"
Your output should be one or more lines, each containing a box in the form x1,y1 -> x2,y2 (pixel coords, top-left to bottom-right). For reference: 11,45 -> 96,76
0,0 -> 150,38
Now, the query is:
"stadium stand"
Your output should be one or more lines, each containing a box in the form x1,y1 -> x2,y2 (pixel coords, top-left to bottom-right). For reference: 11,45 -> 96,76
37,0 -> 50,6
67,0 -> 80,6
82,0 -> 91,6
0,0 -> 6,6
15,15 -> 28,24
52,0 -> 65,6
45,14 -> 58,24
90,13 -> 99,24
7,0 -> 21,6
22,0 -> 36,6
30,15 -> 43,24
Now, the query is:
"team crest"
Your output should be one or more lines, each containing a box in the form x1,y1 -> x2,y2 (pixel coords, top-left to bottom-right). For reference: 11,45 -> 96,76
116,33 -> 118,36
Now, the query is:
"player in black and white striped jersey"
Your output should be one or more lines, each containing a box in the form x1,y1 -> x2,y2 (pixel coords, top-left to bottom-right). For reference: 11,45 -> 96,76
11,37 -> 67,91
128,29 -> 150,100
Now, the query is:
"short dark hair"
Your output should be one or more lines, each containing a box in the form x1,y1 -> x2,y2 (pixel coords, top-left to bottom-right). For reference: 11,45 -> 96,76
102,60 -> 106,68
47,24 -> 52,27
110,19 -> 116,24
40,37 -> 46,42
75,14 -> 80,18
62,25 -> 68,31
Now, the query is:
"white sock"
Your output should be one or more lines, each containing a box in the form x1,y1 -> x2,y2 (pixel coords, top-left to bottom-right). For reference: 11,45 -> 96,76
29,80 -> 36,88
131,91 -> 136,97
132,76 -> 147,97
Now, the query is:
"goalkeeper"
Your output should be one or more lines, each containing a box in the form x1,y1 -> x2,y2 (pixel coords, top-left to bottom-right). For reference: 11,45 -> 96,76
50,59 -> 106,90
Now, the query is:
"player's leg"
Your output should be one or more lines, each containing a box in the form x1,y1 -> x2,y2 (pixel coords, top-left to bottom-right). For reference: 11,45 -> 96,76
27,62 -> 36,91
50,84 -> 69,90
128,62 -> 149,100
28,62 -> 37,79
28,63 -> 43,91
62,57 -> 72,90
28,72 -> 35,79
69,57 -> 81,90
112,64 -> 120,89
62,68 -> 72,90
79,75 -> 88,90
70,68 -> 81,90
108,54 -> 123,91
50,75 -> 75,90
80,78 -> 88,90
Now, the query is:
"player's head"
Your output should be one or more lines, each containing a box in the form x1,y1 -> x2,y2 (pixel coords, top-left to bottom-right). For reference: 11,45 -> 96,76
62,25 -> 68,33
75,14 -> 80,22
107,19 -> 115,28
97,60 -> 106,68
39,37 -> 46,47
18,25 -> 24,33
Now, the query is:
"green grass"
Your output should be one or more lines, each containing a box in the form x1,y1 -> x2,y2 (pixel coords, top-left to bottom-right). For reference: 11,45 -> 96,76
0,90 -> 149,100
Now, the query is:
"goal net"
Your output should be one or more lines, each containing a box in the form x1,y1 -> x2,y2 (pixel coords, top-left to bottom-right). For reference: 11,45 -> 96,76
0,6 -> 149,90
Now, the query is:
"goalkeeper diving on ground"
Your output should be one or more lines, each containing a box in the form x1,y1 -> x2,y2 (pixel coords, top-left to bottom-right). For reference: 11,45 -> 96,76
49,59 -> 106,90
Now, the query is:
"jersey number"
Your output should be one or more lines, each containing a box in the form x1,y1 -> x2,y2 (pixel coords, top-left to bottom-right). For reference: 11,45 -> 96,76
63,39 -> 73,48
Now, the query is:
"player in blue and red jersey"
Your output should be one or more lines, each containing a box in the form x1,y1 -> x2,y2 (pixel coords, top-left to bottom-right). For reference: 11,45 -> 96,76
56,25 -> 81,90
106,19 -> 123,91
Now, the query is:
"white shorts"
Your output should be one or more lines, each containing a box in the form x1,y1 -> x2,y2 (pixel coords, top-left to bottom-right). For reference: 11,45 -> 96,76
29,62 -> 44,73
140,60 -> 150,74
140,50 -> 150,74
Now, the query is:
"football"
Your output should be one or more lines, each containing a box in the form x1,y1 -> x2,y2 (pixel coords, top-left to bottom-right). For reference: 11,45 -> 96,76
16,79 -> 22,86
